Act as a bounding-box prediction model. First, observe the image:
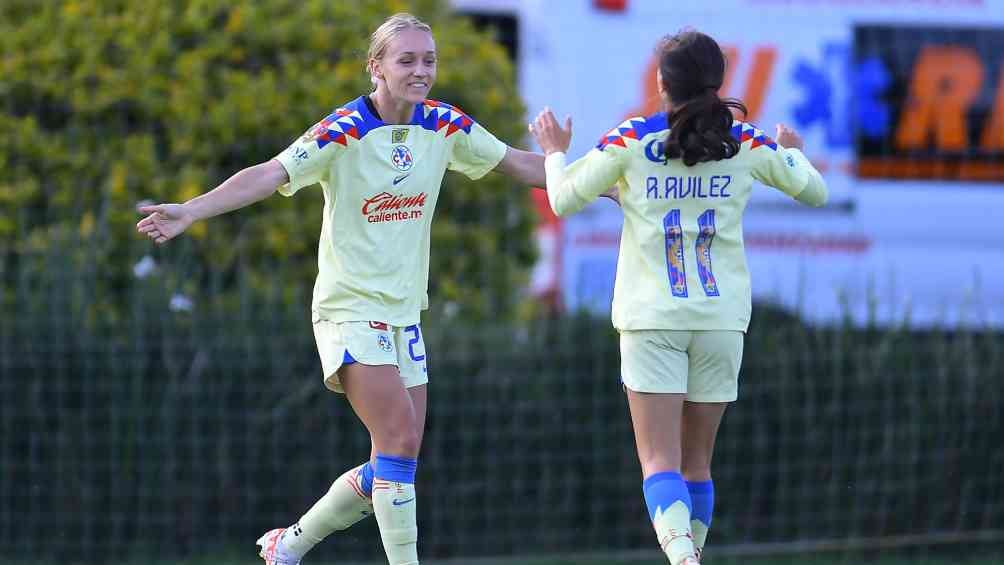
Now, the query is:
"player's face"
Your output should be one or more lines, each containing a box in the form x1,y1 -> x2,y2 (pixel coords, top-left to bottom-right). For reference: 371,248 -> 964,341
375,29 -> 437,105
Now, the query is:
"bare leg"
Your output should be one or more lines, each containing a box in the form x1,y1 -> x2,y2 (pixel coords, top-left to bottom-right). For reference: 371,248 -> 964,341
625,389 -> 696,565
341,364 -> 420,565
681,401 -> 726,481
681,401 -> 727,562
342,364 -> 420,458
626,389 -> 685,476
368,384 -> 427,462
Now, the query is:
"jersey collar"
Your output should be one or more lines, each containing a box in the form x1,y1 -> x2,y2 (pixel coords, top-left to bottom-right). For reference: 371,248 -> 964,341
356,95 -> 424,127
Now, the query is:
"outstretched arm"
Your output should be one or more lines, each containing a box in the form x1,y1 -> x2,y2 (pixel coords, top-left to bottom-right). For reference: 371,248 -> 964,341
491,116 -> 620,204
136,159 -> 288,244
493,146 -> 547,187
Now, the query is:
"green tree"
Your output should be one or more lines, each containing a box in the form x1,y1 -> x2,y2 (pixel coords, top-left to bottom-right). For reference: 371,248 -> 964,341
0,0 -> 536,322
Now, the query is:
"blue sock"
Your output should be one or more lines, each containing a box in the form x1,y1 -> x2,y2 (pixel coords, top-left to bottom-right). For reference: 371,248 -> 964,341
359,461 -> 375,496
642,471 -> 692,521
687,480 -> 714,528
374,453 -> 418,484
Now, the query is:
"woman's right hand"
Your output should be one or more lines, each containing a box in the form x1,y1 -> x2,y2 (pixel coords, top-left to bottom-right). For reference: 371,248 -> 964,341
529,107 -> 572,155
775,123 -> 804,150
136,203 -> 194,244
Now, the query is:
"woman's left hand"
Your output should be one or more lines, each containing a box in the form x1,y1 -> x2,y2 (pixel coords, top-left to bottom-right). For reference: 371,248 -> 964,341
529,107 -> 572,155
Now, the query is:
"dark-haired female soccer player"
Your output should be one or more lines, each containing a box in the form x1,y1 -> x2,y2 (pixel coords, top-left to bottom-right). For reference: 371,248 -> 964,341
137,12 -> 551,565
531,30 -> 827,564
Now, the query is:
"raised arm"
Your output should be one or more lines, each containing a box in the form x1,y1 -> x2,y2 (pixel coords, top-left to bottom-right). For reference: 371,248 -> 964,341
136,159 -> 288,244
761,124 -> 828,207
531,108 -> 623,216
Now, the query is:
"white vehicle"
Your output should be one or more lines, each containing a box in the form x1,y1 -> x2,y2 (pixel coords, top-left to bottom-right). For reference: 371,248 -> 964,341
455,0 -> 1004,328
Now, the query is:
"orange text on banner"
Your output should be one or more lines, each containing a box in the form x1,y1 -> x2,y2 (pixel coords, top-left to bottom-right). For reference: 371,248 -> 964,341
625,45 -> 776,124
895,46 -> 983,152
980,63 -> 1004,152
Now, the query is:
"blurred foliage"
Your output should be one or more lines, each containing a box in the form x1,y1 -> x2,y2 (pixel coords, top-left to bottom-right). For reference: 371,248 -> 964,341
0,0 -> 536,321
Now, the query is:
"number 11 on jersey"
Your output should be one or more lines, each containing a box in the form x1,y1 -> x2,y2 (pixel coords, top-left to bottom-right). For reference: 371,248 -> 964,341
663,208 -> 720,298
663,209 -> 689,297
695,209 -> 719,296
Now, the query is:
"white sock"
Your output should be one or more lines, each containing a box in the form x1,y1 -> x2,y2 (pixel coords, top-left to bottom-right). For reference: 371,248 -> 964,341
281,463 -> 374,559
372,478 -> 419,565
691,519 -> 709,561
653,500 -> 697,565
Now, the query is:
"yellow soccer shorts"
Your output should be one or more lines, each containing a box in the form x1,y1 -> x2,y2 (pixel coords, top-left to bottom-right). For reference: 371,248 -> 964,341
313,320 -> 429,393
619,329 -> 744,402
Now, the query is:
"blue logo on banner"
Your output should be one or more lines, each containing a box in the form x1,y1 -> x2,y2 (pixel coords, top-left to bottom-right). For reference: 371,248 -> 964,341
792,42 -> 893,145
853,57 -> 892,139
792,43 -> 852,147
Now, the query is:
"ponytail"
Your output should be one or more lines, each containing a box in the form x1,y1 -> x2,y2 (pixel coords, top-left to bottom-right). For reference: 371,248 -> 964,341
664,91 -> 747,166
657,30 -> 748,166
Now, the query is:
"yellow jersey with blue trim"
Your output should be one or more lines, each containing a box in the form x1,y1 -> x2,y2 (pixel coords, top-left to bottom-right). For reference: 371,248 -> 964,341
543,114 -> 826,332
274,96 -> 508,326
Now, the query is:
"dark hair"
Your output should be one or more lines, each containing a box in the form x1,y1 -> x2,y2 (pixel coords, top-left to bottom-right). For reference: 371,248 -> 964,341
659,30 -> 748,166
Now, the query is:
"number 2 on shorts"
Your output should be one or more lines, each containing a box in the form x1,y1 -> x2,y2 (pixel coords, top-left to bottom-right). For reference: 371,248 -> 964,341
405,325 -> 425,362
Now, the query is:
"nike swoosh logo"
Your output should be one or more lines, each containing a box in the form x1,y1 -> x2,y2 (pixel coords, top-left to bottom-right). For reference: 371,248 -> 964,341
392,497 -> 415,506
393,174 -> 410,185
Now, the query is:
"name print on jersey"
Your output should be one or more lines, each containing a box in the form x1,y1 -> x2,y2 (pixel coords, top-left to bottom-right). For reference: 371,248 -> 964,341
646,175 -> 732,200
362,191 -> 427,224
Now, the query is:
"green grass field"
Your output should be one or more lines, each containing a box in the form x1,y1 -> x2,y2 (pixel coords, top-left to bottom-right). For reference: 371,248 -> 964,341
505,558 -> 999,565
510,557 -> 995,561
428,558 -> 999,565
14,539 -> 1004,565
27,551 -> 996,565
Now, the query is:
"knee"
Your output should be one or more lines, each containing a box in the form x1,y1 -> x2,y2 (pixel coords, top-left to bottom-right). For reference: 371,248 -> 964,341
638,450 -> 681,478
681,452 -> 712,481
392,430 -> 421,458
382,417 -> 421,458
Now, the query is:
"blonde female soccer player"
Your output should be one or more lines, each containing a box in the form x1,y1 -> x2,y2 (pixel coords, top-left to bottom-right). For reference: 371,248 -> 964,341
530,30 -> 827,565
137,13 -> 548,565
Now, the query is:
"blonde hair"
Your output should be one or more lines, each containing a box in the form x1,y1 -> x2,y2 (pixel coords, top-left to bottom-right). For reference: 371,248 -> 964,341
367,13 -> 433,85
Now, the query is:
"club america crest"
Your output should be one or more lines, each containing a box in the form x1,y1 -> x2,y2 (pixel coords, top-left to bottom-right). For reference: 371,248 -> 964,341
391,145 -> 414,171
378,335 -> 393,352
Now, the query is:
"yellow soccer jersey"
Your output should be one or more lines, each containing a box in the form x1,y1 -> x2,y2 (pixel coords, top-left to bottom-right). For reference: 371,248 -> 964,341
275,96 -> 508,326
544,114 -> 826,331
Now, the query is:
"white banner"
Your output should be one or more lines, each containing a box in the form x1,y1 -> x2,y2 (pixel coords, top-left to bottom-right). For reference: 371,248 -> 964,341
508,0 -> 1004,328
